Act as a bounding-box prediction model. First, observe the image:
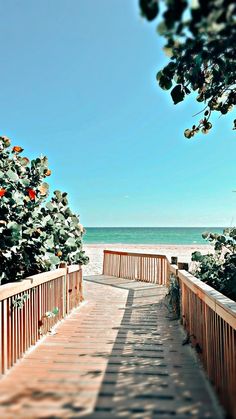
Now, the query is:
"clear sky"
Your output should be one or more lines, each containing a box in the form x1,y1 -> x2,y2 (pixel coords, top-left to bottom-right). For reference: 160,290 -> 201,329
0,0 -> 235,227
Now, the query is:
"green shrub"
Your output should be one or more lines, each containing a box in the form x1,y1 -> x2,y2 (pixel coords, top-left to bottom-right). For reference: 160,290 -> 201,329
42,190 -> 88,266
191,229 -> 236,301
0,136 -> 88,284
166,274 -> 180,318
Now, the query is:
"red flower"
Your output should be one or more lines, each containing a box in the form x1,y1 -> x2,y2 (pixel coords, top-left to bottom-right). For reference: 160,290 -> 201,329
0,188 -> 6,197
12,146 -> 24,153
27,188 -> 36,200
44,169 -> 51,177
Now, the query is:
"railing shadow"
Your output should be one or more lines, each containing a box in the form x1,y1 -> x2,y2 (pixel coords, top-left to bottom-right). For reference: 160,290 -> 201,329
0,277 -> 223,419
82,279 -> 220,418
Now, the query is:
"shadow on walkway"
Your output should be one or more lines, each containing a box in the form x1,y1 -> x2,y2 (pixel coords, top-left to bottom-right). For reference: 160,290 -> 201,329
0,276 -> 223,418
83,276 -> 223,418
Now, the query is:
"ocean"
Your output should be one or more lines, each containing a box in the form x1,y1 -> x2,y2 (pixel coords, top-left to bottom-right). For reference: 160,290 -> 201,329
83,227 -> 224,245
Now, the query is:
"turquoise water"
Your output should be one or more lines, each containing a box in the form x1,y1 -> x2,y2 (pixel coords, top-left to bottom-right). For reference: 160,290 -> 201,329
83,227 -> 224,245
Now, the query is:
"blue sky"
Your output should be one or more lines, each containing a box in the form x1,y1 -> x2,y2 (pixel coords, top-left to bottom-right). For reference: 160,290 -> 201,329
0,0 -> 235,227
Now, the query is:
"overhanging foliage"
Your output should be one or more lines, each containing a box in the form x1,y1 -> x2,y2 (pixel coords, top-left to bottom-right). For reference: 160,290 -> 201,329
139,0 -> 236,137
191,228 -> 236,301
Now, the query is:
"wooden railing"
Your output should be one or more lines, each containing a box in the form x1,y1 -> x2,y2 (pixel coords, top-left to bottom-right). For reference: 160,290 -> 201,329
103,250 -> 168,285
0,265 -> 82,375
173,267 -> 236,418
67,265 -> 83,312
103,250 -> 236,418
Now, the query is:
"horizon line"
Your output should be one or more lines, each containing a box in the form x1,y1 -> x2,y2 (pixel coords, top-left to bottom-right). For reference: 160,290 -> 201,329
85,226 -> 226,228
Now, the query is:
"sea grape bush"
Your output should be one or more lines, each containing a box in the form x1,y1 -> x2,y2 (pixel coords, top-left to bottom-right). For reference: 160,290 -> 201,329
0,136 -> 50,283
0,136 -> 88,284
42,190 -> 88,266
139,0 -> 236,137
191,228 -> 236,301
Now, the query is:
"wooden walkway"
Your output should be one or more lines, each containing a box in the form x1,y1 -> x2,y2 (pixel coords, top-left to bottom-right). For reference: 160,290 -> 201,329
0,276 -> 223,418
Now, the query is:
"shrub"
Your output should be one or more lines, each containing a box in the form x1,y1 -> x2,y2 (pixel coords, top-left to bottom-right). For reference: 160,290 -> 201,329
42,190 -> 89,266
166,274 -> 180,318
191,229 -> 236,301
0,136 -> 88,284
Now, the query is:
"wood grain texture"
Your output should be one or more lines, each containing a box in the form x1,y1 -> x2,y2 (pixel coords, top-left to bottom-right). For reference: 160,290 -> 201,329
0,266 -> 82,377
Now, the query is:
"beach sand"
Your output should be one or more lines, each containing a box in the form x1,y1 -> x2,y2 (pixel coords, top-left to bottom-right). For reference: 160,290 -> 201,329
83,243 -> 213,276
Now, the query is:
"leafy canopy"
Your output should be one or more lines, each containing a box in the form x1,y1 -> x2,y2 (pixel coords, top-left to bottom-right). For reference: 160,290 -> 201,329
191,228 -> 236,301
139,0 -> 236,137
0,136 -> 88,284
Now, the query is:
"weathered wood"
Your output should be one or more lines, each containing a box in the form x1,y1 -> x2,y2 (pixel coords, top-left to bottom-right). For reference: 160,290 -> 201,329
104,249 -> 166,259
103,250 -> 167,285
0,269 -> 66,301
177,269 -> 236,417
103,250 -> 236,417
0,277 -> 223,418
0,265 -> 82,376
171,256 -> 178,265
177,262 -> 189,271
178,270 -> 236,328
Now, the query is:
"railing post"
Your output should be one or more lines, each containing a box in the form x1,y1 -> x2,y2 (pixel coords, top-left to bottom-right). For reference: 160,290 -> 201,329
2,299 -> 8,374
171,256 -> 178,265
118,254 -> 121,278
38,285 -> 42,340
59,263 -> 68,316
177,262 -> 189,324
103,250 -> 106,275
79,266 -> 84,302
178,262 -> 189,271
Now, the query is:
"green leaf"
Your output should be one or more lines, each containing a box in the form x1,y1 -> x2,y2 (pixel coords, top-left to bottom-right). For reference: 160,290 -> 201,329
47,253 -> 60,265
157,21 -> 168,36
52,307 -> 59,315
21,178 -> 30,187
7,221 -> 21,233
7,169 -> 18,181
184,129 -> 193,139
54,190 -> 62,200
45,237 -> 54,248
191,251 -> 203,262
140,0 -> 159,21
46,202 -> 54,211
159,75 -> 173,90
156,70 -> 163,81
171,85 -> 185,104
163,46 -> 173,57
65,237 -> 76,247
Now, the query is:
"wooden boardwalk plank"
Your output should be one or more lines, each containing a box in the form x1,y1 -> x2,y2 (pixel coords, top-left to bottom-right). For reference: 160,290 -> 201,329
0,276 -> 223,418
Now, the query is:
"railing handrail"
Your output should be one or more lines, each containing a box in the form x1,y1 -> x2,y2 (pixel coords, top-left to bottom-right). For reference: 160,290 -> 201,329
68,264 -> 81,274
166,257 -> 236,329
103,249 -> 166,259
103,250 -> 236,329
0,265 -> 81,301
0,263 -> 83,376
178,269 -> 236,329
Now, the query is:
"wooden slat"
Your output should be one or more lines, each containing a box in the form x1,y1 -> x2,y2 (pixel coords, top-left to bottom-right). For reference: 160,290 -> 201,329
177,268 -> 236,417
104,249 -> 166,259
68,265 -> 81,274
0,265 -> 82,377
103,249 -> 236,416
0,269 -> 67,301
2,299 -> 8,374
178,270 -> 236,329
103,250 -> 167,285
